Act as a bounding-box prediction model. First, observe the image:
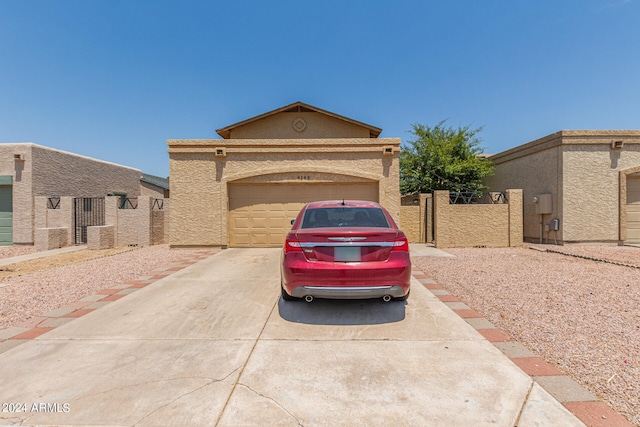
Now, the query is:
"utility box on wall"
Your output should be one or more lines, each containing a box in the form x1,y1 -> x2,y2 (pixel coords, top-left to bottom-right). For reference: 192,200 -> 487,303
534,193 -> 553,215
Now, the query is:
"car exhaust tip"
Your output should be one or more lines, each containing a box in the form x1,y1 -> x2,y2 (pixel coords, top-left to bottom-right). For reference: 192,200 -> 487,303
304,295 -> 314,303
382,295 -> 392,302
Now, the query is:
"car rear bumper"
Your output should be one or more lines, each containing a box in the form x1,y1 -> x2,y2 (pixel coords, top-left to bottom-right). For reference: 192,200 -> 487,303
291,285 -> 407,299
281,252 -> 411,298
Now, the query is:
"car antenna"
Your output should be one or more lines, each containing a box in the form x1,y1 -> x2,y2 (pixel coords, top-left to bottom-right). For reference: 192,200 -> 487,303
341,199 -> 345,206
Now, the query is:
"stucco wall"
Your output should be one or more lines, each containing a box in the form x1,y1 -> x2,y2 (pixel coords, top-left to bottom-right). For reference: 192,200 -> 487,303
484,135 -> 562,243
433,190 -> 522,248
31,144 -> 141,197
562,141 -> 640,243
486,131 -> 640,244
399,194 -> 431,243
168,138 -> 401,247
229,112 -> 371,139
140,181 -> 167,198
400,205 -> 420,243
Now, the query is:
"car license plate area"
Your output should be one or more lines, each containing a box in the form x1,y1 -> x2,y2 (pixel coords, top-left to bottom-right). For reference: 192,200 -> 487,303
360,246 -> 390,262
334,246 -> 361,262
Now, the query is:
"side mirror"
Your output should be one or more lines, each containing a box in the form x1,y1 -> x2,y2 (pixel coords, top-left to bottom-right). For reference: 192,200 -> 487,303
290,219 -> 295,225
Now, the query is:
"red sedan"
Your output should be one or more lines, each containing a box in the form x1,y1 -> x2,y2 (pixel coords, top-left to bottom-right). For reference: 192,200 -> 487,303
281,200 -> 411,302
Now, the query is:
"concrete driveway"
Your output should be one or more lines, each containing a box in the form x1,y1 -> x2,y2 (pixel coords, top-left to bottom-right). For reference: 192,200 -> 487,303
0,248 -> 583,426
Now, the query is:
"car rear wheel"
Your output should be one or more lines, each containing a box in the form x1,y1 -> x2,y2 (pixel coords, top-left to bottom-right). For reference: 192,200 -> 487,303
281,283 -> 298,301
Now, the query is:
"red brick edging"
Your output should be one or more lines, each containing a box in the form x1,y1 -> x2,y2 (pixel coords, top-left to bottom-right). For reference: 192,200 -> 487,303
0,251 -> 214,348
412,270 -> 634,427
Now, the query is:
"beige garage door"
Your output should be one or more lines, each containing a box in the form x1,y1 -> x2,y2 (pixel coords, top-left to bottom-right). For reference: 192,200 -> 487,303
228,182 -> 378,247
627,176 -> 640,243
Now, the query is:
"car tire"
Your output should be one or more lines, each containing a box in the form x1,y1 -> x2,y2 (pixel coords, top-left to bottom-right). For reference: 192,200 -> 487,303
395,289 -> 410,301
281,284 -> 298,301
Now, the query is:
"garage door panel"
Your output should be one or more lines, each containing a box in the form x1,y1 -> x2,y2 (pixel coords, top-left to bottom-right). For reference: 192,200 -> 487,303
228,183 -> 378,247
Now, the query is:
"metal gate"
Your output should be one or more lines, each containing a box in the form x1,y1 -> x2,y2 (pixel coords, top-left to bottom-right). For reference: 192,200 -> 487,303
73,197 -> 105,244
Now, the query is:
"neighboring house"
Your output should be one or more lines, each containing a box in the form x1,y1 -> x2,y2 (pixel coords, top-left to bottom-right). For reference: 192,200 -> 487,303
0,143 -> 142,246
484,130 -> 640,245
168,101 -> 401,248
141,173 -> 170,198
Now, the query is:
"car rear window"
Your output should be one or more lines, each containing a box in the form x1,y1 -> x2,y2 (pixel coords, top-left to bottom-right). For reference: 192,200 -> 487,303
300,208 -> 390,229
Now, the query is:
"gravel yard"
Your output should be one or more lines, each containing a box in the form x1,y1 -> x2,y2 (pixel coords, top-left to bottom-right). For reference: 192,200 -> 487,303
0,245 -> 218,330
0,245 -> 38,259
2,243 -> 638,423
413,244 -> 640,426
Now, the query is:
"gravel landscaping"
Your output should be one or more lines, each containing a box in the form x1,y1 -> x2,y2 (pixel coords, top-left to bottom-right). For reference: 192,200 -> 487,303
0,245 -> 38,259
1,242 -> 638,424
413,244 -> 640,426
0,245 -> 218,330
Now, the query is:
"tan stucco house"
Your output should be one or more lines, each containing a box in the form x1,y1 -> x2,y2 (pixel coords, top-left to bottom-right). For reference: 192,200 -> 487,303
0,143 -> 144,246
484,130 -> 640,245
168,101 -> 401,248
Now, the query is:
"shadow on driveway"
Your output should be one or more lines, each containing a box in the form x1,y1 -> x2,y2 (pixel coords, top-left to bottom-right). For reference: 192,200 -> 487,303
277,297 -> 406,325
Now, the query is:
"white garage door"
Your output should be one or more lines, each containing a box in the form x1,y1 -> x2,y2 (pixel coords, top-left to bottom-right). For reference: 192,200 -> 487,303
627,176 -> 640,243
228,182 -> 378,247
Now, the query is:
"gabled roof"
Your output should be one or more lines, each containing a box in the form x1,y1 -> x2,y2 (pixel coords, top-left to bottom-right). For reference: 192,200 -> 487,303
215,101 -> 382,139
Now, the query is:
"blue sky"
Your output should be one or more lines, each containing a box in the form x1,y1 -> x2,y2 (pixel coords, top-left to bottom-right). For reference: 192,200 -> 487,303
1,0 -> 639,178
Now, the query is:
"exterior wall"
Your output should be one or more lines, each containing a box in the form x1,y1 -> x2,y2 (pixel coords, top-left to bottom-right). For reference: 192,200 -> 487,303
400,205 -> 420,243
229,112 -> 371,139
562,138 -> 640,243
107,196 -> 168,248
35,227 -> 68,250
399,193 -> 431,243
484,134 -> 562,243
140,181 -> 168,198
0,144 -> 33,244
34,196 -> 74,246
151,210 -> 166,244
0,143 -> 142,245
433,189 -> 522,248
486,131 -> 640,244
168,138 -> 401,247
87,225 -> 115,250
31,144 -> 140,197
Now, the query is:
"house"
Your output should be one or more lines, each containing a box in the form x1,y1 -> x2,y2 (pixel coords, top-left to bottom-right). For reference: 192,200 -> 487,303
484,130 -> 640,245
0,143 -> 142,246
167,101 -> 401,248
141,173 -> 170,198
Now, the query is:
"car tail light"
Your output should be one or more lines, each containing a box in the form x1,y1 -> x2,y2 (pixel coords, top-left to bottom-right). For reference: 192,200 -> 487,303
391,237 -> 409,252
284,237 -> 302,253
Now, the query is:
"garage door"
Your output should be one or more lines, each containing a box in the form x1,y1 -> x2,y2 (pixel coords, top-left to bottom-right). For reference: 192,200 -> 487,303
627,176 -> 640,243
228,182 -> 378,247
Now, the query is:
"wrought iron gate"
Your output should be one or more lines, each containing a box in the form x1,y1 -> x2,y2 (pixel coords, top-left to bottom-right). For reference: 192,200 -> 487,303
73,197 -> 105,244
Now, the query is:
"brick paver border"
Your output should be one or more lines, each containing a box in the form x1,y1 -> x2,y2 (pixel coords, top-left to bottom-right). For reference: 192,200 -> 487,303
412,269 -> 634,427
0,251 -> 215,346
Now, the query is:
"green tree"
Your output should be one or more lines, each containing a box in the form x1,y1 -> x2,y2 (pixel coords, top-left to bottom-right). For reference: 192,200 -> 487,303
400,120 -> 494,194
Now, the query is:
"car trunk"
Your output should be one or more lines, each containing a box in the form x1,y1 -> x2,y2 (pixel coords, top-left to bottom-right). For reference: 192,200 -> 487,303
293,228 -> 400,262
